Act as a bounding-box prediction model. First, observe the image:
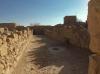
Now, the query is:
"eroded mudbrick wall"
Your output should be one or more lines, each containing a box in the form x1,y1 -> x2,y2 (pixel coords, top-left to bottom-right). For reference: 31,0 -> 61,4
0,26 -> 32,74
88,0 -> 100,74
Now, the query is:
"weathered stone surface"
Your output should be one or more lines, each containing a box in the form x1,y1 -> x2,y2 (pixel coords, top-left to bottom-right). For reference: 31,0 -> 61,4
88,0 -> 100,53
88,0 -> 100,74
0,63 -> 4,74
88,54 -> 100,74
0,28 -> 5,34
0,44 -> 8,56
64,16 -> 76,25
0,26 -> 32,74
0,38 -> 3,45
45,25 -> 89,48
2,34 -> 7,42
0,23 -> 16,31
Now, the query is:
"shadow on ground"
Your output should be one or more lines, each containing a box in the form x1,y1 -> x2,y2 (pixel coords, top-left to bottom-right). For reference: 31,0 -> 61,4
28,35 -> 91,74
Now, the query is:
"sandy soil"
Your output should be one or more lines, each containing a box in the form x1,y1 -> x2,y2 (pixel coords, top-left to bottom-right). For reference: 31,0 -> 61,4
12,35 -> 89,74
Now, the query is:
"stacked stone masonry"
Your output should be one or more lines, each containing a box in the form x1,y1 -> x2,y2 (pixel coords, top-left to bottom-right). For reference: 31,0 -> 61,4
45,22 -> 89,49
0,27 -> 32,74
88,54 -> 100,74
0,23 -> 16,31
88,0 -> 100,74
64,16 -> 77,25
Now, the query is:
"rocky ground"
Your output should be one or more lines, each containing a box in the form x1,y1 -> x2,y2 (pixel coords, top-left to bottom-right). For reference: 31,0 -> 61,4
12,35 -> 90,74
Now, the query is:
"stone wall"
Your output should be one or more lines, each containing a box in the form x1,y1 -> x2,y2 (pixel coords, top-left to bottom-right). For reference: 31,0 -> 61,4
0,23 -> 16,31
45,25 -> 89,49
88,0 -> 100,74
44,16 -> 89,49
64,16 -> 76,25
88,54 -> 100,74
0,27 -> 32,74
88,0 -> 100,54
29,26 -> 53,35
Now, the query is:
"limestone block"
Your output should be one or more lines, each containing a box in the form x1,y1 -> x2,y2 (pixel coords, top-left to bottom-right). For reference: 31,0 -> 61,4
18,31 -> 22,35
0,63 -> 4,74
7,45 -> 15,52
45,26 -> 89,48
7,33 -> 14,38
13,33 -> 19,42
88,0 -> 100,53
5,31 -> 11,36
0,38 -> 3,45
6,55 -> 15,68
2,34 -> 7,42
23,30 -> 28,38
0,44 -> 8,56
0,28 -> 4,34
88,54 -> 100,74
27,30 -> 32,36
6,37 -> 15,45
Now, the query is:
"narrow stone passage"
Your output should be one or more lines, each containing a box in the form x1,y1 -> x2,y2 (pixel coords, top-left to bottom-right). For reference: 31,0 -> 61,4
12,35 -> 89,74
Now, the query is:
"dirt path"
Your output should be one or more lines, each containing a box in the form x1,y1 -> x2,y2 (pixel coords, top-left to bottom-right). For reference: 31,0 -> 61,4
12,35 -> 89,74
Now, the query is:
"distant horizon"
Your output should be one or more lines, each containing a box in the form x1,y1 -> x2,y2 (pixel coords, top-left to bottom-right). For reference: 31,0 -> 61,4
0,0 -> 88,26
0,15 -> 87,26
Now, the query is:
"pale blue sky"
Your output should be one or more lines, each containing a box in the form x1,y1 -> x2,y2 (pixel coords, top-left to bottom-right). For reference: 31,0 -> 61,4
0,0 -> 88,26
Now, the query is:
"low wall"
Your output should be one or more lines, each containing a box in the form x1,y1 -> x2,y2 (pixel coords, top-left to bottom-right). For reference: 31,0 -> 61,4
29,26 -> 53,35
0,23 -> 16,31
0,27 -> 32,74
45,25 -> 89,49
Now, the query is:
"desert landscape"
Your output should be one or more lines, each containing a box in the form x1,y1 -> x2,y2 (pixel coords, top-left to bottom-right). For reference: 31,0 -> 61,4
0,0 -> 100,74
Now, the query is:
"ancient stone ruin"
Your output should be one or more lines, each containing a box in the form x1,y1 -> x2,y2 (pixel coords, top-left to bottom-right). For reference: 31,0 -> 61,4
0,17 -> 90,74
0,24 -> 33,74
88,0 -> 100,74
0,0 -> 100,73
0,23 -> 16,31
45,16 -> 89,49
64,16 -> 77,25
